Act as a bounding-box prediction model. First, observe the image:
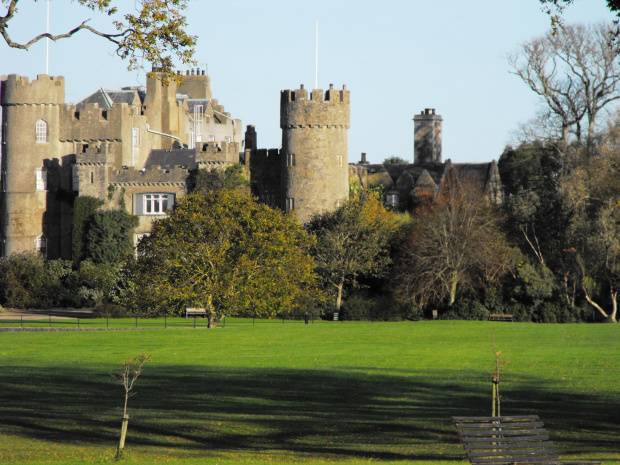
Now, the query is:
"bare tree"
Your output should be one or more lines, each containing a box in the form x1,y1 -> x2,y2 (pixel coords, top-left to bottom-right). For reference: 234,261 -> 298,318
0,0 -> 196,74
394,172 -> 513,308
116,354 -> 151,458
509,23 -> 620,148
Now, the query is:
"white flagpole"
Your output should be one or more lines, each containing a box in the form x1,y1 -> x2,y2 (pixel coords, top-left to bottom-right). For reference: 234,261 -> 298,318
46,0 -> 50,74
315,22 -> 318,89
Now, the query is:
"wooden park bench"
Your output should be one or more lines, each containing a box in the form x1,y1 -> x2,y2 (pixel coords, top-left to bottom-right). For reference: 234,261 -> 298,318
489,314 -> 514,322
451,415 -> 601,465
185,308 -> 206,318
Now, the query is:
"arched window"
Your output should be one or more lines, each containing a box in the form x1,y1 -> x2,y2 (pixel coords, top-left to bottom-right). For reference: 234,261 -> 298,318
35,235 -> 47,258
35,167 -> 47,191
35,119 -> 49,143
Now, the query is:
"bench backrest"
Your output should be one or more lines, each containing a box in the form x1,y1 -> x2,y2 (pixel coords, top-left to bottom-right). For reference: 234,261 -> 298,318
452,415 -> 560,465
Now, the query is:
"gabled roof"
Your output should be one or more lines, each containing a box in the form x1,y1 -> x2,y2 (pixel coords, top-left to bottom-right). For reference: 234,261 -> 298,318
75,87 -> 143,111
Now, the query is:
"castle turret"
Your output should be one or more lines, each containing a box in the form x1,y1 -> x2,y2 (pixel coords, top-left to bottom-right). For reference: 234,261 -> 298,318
413,108 -> 442,164
280,84 -> 350,222
0,74 -> 65,257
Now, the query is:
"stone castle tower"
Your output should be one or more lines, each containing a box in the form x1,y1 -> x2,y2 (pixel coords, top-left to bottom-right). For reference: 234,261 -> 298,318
280,84 -> 350,223
413,108 -> 442,164
0,75 -> 69,257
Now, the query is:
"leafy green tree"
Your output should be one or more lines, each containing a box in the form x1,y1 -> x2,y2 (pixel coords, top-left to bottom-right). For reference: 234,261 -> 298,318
0,0 -> 196,74
85,210 -> 138,264
0,253 -> 72,308
307,191 -> 398,313
73,196 -> 105,264
129,190 -> 319,323
191,164 -> 250,196
394,172 -> 513,308
383,156 -> 409,165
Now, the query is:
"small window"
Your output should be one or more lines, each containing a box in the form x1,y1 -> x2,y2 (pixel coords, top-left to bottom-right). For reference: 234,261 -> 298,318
386,193 -> 399,208
336,154 -> 343,167
208,135 -> 215,142
35,119 -> 48,143
132,127 -> 140,146
35,167 -> 47,191
224,136 -> 231,143
286,197 -> 295,211
72,166 -> 79,191
287,153 -> 295,167
35,235 -> 48,258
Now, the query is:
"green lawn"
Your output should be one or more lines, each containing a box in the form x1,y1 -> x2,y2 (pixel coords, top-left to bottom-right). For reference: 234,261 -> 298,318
0,320 -> 618,465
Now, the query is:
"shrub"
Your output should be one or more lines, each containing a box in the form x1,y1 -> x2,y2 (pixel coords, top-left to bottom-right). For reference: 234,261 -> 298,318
439,298 -> 490,320
94,303 -> 131,318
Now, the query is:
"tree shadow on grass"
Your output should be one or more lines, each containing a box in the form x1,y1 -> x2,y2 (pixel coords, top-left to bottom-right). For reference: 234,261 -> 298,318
0,364 -> 618,461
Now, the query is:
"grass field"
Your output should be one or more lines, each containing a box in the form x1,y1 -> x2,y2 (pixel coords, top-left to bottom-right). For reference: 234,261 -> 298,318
0,320 -> 618,465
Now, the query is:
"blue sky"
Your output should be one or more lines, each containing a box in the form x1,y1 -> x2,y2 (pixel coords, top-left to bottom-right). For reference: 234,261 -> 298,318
0,0 -> 615,164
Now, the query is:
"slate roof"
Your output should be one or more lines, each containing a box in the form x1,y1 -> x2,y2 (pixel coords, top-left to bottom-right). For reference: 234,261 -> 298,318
145,149 -> 198,170
75,87 -> 143,111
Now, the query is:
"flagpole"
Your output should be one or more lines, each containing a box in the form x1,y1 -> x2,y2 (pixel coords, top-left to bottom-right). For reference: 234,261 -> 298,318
46,0 -> 50,74
315,22 -> 318,89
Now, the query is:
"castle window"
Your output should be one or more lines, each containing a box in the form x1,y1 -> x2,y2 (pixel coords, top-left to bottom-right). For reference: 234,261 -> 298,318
132,127 -> 140,146
72,166 -> 79,191
35,235 -> 48,258
35,119 -> 49,143
286,197 -> 295,211
208,135 -> 216,142
336,154 -> 343,167
386,193 -> 399,208
135,193 -> 175,215
287,153 -> 296,167
35,167 -> 47,191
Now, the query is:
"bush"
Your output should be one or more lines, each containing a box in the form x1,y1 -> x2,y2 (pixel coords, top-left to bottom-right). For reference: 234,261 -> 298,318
0,254 -> 72,308
439,298 -> 490,320
94,303 -> 131,318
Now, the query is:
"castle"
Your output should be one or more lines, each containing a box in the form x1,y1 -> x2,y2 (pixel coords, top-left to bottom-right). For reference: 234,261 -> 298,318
1,69 -> 501,261
0,70 -> 351,259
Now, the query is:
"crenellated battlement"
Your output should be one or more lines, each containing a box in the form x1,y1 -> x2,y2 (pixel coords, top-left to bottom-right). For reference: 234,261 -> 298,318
195,141 -> 240,163
280,84 -> 350,129
1,74 -> 65,105
110,165 -> 189,185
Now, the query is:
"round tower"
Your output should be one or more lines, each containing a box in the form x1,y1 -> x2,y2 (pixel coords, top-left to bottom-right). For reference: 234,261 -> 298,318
280,84 -> 350,222
413,108 -> 442,164
0,74 -> 65,257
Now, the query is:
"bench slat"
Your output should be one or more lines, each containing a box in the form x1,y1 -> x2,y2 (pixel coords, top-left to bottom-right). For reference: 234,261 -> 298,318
457,421 -> 545,429
453,416 -> 540,422
462,435 -> 550,444
467,447 -> 558,458
468,455 -> 560,464
461,428 -> 549,437
465,441 -> 555,450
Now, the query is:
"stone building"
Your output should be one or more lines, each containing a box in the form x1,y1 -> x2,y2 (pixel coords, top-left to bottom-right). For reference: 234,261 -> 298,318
0,70 -> 351,259
351,108 -> 503,210
0,68 -> 242,259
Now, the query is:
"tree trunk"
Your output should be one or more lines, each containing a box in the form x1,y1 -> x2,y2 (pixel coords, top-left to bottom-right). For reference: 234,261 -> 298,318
118,414 -> 129,450
449,272 -> 458,305
610,290 -> 617,323
582,286 -> 610,320
335,279 -> 344,312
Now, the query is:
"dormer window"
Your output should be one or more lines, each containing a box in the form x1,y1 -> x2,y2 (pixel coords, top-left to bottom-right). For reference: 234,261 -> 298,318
35,119 -> 49,143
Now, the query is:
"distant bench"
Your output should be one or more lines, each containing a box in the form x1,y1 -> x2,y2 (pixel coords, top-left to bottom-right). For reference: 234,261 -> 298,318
185,308 -> 206,318
489,314 -> 513,322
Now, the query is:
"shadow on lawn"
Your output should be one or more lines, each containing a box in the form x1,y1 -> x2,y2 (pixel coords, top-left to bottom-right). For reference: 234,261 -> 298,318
1,365 -> 618,461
